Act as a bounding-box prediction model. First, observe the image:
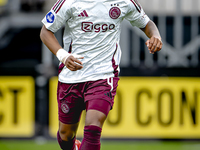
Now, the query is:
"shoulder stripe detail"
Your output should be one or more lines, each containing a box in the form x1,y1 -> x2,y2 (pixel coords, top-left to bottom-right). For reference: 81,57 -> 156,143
55,0 -> 66,13
130,0 -> 141,13
52,0 -> 66,13
52,0 -> 61,10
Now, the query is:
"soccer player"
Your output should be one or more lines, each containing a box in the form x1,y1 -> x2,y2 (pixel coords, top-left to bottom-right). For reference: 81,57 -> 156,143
40,0 -> 162,150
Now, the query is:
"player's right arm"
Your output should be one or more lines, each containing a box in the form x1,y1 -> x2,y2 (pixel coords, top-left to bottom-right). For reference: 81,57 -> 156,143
40,25 -> 83,71
40,25 -> 62,56
40,0 -> 83,71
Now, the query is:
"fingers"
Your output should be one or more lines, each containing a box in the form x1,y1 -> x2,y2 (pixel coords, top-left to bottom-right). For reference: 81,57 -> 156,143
155,41 -> 162,52
146,36 -> 162,54
65,55 -> 84,71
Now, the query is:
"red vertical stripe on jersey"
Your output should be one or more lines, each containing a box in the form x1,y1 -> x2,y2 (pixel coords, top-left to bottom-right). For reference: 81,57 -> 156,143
58,63 -> 65,75
112,44 -> 119,77
68,40 -> 72,53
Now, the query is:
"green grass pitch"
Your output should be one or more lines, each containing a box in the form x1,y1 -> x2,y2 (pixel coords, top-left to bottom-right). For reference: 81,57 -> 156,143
0,140 -> 200,150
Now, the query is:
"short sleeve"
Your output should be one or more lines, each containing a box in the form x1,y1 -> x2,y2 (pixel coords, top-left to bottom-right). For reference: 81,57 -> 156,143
41,0 -> 71,33
125,0 -> 150,28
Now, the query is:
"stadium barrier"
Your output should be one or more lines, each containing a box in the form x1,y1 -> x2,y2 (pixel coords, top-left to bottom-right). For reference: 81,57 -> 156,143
49,77 -> 200,139
0,76 -> 200,139
0,76 -> 35,137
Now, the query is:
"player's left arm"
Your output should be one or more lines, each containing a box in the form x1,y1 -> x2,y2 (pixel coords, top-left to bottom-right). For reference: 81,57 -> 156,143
140,20 -> 162,54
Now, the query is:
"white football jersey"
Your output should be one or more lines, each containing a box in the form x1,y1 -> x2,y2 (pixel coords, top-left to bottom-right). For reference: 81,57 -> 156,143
42,0 -> 150,83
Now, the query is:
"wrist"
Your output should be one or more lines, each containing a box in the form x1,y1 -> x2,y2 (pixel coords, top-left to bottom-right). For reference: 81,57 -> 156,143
56,48 -> 70,64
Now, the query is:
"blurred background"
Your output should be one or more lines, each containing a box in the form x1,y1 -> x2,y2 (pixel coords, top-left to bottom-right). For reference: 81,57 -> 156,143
0,0 -> 200,149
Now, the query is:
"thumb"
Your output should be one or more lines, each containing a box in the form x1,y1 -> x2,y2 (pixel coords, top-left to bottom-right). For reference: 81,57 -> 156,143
72,54 -> 84,59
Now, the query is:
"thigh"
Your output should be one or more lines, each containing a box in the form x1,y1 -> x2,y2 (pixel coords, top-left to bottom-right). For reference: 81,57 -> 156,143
85,109 -> 107,128
57,81 -> 85,124
84,77 -> 119,109
84,77 -> 120,127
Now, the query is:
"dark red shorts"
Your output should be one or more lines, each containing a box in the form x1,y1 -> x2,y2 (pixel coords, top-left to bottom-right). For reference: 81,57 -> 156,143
57,77 -> 119,124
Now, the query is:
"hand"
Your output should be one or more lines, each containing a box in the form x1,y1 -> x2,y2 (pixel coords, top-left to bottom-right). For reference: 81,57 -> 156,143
145,36 -> 162,54
65,54 -> 84,71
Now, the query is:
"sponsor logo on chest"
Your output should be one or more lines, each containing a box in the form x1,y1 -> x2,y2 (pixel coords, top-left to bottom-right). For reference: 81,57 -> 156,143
78,4 -> 121,33
81,22 -> 115,32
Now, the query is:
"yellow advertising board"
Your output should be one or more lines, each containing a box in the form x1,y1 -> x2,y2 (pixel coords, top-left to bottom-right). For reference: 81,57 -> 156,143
49,77 -> 200,139
0,0 -> 7,6
0,76 -> 35,137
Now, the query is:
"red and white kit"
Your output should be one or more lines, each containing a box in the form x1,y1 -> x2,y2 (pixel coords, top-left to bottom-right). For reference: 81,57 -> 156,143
42,0 -> 150,83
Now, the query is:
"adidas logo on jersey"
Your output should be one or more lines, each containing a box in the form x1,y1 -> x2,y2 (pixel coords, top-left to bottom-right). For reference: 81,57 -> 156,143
78,10 -> 89,17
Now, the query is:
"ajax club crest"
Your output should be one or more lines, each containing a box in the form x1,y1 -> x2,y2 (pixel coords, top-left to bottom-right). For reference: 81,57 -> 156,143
61,103 -> 70,114
109,7 -> 121,19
